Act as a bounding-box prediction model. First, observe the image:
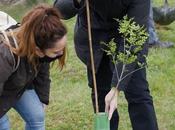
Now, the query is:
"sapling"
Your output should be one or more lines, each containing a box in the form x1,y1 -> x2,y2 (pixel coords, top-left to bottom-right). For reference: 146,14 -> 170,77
102,15 -> 148,90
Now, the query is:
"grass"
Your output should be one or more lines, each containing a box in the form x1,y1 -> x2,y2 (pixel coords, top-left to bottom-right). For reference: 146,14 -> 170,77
1,0 -> 175,129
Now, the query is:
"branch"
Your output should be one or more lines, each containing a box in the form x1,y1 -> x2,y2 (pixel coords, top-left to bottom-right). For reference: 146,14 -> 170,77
120,66 -> 145,82
116,64 -> 125,88
112,55 -> 119,81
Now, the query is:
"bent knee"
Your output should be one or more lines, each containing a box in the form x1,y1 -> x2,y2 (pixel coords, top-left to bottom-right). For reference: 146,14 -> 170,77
27,110 -> 45,123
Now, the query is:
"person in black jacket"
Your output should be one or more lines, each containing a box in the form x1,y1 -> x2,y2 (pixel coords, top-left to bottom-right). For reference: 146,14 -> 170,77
0,4 -> 67,130
54,0 -> 158,130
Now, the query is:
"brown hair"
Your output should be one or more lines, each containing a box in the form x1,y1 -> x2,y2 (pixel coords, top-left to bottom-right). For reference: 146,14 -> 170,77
13,4 -> 67,70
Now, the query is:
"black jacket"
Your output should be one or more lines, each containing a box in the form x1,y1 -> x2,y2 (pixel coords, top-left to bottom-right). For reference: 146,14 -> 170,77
54,0 -> 150,91
0,34 -> 51,118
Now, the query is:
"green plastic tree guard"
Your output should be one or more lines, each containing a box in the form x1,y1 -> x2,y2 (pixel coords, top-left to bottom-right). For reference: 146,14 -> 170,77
94,112 -> 110,130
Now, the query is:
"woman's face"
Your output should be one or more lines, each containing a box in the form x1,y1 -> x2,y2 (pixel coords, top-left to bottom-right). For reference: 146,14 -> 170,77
44,35 -> 67,58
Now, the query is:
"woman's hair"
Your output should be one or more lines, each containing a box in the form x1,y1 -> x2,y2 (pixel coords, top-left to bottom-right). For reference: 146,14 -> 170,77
14,4 -> 67,70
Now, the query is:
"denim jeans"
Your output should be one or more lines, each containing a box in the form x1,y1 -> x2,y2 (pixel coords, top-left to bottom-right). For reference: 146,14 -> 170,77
0,89 -> 45,130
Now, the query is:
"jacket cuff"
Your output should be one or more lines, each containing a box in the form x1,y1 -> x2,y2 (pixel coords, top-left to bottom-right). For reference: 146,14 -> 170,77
38,94 -> 49,105
35,82 -> 50,105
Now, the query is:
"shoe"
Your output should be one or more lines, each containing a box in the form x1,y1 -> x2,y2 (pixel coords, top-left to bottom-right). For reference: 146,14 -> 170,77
148,40 -> 174,48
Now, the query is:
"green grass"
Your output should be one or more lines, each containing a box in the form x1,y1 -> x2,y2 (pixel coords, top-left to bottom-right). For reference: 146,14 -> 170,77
1,0 -> 175,130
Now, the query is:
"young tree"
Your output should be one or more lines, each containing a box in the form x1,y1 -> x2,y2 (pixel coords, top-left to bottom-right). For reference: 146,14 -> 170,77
102,16 -> 148,89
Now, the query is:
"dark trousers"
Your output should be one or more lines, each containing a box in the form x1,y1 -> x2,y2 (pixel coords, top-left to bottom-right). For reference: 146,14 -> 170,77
89,54 -> 158,130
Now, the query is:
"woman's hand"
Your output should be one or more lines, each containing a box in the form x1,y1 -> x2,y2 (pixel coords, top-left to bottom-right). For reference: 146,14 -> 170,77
105,87 -> 119,120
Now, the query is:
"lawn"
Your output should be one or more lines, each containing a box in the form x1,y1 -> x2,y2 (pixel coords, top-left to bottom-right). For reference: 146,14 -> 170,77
1,0 -> 175,130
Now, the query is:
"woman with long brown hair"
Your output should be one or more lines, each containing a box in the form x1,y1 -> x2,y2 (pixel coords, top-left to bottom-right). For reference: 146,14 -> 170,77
0,4 -> 67,130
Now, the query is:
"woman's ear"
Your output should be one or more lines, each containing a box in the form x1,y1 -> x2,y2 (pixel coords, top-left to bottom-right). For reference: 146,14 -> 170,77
35,47 -> 45,57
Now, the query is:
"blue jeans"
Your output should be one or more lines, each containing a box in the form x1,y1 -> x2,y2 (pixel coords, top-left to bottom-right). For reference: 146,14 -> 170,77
148,1 -> 159,44
0,89 -> 45,130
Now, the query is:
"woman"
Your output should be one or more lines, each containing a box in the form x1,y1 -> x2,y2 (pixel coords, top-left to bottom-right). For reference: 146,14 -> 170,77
0,4 -> 67,130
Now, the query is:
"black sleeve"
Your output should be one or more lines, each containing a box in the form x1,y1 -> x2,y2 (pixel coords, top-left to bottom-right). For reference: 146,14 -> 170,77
33,63 -> 51,105
0,42 -> 14,96
54,0 -> 79,20
111,0 -> 150,91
